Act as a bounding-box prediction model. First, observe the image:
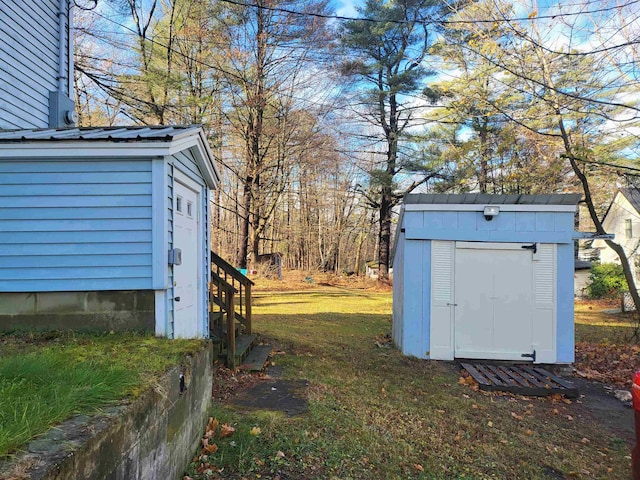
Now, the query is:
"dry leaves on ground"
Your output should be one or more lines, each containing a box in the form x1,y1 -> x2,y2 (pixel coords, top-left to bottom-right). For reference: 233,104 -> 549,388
575,342 -> 640,387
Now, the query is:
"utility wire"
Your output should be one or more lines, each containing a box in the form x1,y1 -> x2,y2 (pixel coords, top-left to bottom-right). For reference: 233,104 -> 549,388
217,0 -> 640,26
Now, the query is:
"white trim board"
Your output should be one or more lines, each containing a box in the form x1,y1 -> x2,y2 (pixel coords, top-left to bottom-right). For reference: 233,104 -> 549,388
403,204 -> 578,213
173,169 -> 206,338
0,130 -> 219,188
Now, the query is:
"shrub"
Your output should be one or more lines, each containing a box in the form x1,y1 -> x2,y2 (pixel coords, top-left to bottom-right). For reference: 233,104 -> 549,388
585,262 -> 628,299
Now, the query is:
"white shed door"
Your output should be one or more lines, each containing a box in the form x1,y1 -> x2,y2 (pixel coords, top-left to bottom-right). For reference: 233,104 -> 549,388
454,242 -> 535,361
173,180 -> 200,338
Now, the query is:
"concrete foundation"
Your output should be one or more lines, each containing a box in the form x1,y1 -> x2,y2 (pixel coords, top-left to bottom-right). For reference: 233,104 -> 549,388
0,342 -> 214,480
0,291 -> 154,332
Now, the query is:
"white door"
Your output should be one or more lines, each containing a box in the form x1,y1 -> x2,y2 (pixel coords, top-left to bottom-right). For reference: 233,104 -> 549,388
173,178 -> 200,338
454,242 -> 534,361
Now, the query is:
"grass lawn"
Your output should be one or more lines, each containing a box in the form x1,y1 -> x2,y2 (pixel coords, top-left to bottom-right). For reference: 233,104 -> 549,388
0,332 -> 204,458
188,285 -> 631,480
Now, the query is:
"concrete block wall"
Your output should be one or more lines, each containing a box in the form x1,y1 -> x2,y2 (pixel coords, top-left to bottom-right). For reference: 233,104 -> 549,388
0,342 -> 213,480
0,290 -> 155,332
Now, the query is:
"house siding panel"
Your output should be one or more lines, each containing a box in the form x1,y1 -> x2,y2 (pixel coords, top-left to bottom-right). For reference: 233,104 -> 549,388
0,158 -> 153,292
0,0 -> 70,129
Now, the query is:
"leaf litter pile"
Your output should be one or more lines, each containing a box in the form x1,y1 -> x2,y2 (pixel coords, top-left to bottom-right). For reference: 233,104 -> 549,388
575,342 -> 640,387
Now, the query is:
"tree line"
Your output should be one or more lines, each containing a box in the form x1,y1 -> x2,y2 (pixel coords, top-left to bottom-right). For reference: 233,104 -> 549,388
75,0 -> 639,289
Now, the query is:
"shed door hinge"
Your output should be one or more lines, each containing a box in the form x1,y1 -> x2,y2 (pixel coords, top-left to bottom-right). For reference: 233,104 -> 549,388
521,243 -> 537,254
521,350 -> 536,362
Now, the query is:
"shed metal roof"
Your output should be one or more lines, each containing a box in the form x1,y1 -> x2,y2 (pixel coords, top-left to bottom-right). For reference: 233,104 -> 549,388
0,125 -> 202,142
404,193 -> 582,206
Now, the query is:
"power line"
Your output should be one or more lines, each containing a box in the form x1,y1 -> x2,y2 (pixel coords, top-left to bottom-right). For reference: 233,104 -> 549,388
217,0 -> 640,26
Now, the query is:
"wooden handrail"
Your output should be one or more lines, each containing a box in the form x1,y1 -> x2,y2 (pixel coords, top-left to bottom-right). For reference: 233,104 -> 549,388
209,250 -> 253,367
210,250 -> 255,286
211,271 -> 238,293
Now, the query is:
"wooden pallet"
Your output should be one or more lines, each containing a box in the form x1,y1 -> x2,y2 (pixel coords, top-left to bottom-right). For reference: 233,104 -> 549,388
461,363 -> 579,398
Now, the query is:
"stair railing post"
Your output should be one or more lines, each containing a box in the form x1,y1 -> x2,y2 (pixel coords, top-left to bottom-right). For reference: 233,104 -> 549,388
245,282 -> 252,335
226,286 -> 236,369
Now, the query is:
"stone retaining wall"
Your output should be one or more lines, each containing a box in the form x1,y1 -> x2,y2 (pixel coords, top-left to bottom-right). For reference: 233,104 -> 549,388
1,342 -> 213,480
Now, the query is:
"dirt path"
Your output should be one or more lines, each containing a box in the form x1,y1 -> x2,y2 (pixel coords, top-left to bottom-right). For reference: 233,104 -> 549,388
572,377 -> 635,445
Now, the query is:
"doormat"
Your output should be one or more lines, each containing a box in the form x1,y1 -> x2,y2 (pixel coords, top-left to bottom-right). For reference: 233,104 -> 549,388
461,363 -> 579,398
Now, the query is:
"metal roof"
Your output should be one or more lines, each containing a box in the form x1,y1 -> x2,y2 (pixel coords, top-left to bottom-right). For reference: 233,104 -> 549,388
404,193 -> 582,206
0,125 -> 203,142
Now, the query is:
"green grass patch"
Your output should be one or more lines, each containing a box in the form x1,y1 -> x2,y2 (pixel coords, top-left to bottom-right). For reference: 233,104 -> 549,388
0,331 -> 204,457
190,288 -> 629,480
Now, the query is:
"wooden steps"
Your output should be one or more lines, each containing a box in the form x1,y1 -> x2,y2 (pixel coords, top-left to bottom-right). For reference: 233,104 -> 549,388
461,363 -> 579,398
222,333 -> 256,366
241,344 -> 272,371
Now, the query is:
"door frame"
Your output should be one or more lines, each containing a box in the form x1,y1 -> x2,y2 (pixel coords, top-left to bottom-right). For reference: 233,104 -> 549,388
453,241 -> 536,361
430,240 -> 557,363
173,169 -> 205,338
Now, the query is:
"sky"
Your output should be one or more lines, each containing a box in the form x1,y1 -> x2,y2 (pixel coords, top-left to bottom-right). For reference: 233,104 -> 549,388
334,0 -> 360,17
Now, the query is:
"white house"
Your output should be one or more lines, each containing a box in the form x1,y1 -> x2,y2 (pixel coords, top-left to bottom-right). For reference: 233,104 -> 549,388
593,188 -> 640,284
0,1 -> 229,340
392,193 -> 581,365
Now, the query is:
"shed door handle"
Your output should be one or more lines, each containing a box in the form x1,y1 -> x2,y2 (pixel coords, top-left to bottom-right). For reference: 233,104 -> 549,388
175,296 -> 181,302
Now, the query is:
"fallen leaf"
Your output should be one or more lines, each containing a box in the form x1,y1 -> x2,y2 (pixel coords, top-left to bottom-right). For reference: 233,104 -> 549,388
276,450 -> 285,458
414,464 -> 424,471
487,421 -> 493,427
221,424 -> 235,438
204,443 -> 218,454
525,429 -> 533,436
250,426 -> 261,436
566,415 -> 574,421
511,412 -> 523,420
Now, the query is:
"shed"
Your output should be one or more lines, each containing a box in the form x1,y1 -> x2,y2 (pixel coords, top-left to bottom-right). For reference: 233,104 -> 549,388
0,126 -> 219,338
392,193 -> 581,364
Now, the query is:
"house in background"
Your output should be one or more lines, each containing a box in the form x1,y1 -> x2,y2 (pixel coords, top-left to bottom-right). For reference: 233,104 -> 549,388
392,193 -> 581,365
0,1 -> 255,363
593,188 -> 640,285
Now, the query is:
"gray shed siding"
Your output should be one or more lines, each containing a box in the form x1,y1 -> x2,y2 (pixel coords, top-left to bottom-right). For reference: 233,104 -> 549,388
0,0 -> 70,129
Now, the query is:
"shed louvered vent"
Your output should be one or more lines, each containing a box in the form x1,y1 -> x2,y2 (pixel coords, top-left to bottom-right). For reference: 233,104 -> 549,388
432,242 -> 453,302
535,244 -> 554,304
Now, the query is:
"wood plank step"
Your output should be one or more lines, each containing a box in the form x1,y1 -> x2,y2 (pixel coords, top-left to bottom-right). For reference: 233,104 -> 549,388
461,363 -> 578,398
241,344 -> 272,371
234,334 -> 257,361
